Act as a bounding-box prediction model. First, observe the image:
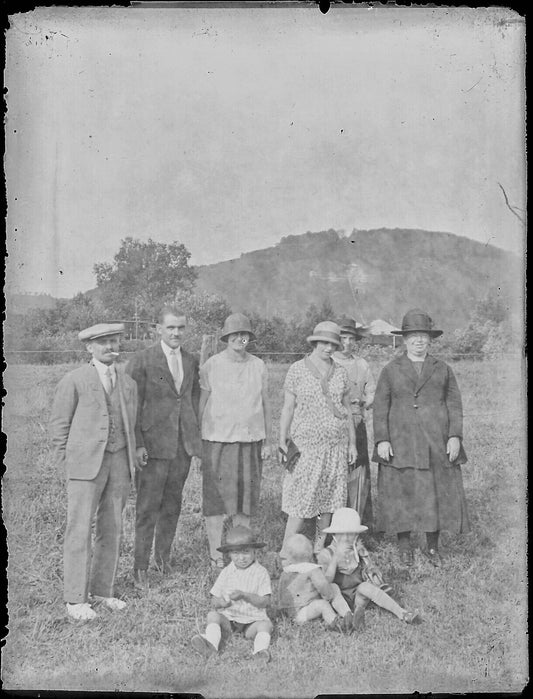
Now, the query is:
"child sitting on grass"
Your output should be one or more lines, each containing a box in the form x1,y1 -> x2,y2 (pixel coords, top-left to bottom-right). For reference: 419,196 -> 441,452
317,508 -> 420,630
278,534 -> 354,633
191,526 -> 273,663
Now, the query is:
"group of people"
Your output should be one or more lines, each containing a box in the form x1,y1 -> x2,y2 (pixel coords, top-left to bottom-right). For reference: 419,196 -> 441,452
49,304 -> 470,659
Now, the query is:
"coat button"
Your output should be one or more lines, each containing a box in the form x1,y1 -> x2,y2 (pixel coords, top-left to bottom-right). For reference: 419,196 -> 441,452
413,404 -> 418,409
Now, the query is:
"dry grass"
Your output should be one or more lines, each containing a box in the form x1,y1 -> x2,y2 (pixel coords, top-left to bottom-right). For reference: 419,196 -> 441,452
2,357 -> 528,696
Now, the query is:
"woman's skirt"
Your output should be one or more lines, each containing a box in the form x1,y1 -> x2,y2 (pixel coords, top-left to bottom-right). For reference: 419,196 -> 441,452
375,457 -> 470,534
202,440 -> 262,517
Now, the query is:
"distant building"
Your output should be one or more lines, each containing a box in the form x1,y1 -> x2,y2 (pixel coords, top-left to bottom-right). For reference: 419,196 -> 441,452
364,319 -> 402,348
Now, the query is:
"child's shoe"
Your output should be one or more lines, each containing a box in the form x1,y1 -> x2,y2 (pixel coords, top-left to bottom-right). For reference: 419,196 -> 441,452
191,634 -> 218,658
253,649 -> 271,664
351,606 -> 366,632
325,616 -> 343,633
402,609 -> 421,624
341,611 -> 353,634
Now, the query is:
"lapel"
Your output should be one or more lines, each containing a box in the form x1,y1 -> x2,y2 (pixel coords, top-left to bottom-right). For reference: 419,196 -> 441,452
397,353 -> 438,393
153,343 -> 179,395
415,355 -> 438,392
86,362 -> 106,404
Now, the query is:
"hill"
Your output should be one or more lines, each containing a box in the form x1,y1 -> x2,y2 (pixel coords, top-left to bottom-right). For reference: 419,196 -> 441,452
6,292 -> 63,316
196,228 -> 522,330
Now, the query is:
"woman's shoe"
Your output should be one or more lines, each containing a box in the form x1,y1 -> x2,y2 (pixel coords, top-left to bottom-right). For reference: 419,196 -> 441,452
422,548 -> 442,567
402,609 -> 421,624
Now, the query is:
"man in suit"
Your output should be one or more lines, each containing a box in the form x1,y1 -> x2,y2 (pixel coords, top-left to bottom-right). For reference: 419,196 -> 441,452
126,306 -> 202,589
49,323 -> 138,621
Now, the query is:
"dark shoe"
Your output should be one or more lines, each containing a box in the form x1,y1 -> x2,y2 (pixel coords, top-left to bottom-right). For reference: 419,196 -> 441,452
326,616 -> 343,633
402,609 -> 421,624
399,550 -> 414,567
351,606 -> 366,632
422,548 -> 442,567
341,611 -> 353,634
191,634 -> 218,658
253,648 -> 271,664
133,569 -> 149,591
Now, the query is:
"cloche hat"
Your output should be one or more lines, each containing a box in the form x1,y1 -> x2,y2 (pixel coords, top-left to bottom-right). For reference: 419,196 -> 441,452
336,316 -> 368,339
78,323 -> 125,342
391,309 -> 443,338
322,507 -> 368,534
217,525 -> 266,553
306,321 -> 342,347
220,313 -> 256,343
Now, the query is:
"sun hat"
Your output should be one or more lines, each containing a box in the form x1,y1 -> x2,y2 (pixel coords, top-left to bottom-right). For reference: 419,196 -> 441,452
220,313 -> 256,343
336,316 -> 368,339
78,323 -> 125,342
217,525 -> 266,553
322,507 -> 368,534
283,534 -> 314,563
391,309 -> 443,338
306,321 -> 342,347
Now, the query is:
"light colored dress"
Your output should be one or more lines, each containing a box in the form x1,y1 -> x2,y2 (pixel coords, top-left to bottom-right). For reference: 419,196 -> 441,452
281,359 -> 349,518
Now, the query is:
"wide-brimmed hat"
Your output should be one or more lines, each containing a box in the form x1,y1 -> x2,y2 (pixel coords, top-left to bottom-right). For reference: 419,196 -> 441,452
283,534 -> 314,563
306,321 -> 342,347
322,507 -> 368,534
78,323 -> 125,343
220,313 -> 256,343
336,316 -> 368,339
391,309 -> 443,338
217,526 -> 266,553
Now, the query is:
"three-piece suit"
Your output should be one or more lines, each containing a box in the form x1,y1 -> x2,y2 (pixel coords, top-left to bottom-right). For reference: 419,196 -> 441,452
49,361 -> 138,603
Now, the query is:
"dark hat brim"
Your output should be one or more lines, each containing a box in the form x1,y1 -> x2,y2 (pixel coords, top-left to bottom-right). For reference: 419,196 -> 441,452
391,329 -> 443,338
217,541 -> 266,553
220,331 -> 256,343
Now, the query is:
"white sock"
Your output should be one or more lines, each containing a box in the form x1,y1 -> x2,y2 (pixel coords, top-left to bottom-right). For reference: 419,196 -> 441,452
253,631 -> 271,654
204,623 -> 221,649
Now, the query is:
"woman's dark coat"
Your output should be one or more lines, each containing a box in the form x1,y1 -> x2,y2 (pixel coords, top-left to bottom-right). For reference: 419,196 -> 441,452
372,353 -> 467,469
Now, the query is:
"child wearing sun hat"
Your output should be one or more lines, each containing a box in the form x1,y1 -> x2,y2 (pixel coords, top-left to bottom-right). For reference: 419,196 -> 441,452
190,525 -> 273,663
277,533 -> 354,633
316,508 -> 420,630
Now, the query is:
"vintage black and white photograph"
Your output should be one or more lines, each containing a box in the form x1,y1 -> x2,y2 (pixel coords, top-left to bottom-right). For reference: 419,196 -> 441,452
3,3 -> 527,696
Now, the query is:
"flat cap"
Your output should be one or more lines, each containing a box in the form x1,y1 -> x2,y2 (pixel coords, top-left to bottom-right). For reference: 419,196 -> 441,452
78,323 -> 125,342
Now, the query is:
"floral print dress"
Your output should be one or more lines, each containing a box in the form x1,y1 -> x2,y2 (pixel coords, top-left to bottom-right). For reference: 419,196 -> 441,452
281,359 -> 350,518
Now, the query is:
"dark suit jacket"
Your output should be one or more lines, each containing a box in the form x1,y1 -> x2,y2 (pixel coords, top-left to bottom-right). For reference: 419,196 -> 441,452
126,343 -> 202,459
49,362 -> 138,480
372,353 -> 467,470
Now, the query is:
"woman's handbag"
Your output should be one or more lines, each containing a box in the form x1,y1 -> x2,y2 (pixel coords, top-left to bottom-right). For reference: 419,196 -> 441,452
279,438 -> 300,473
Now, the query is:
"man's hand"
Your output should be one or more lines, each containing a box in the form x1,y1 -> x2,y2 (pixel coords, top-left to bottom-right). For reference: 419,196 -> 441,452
377,441 -> 393,461
446,437 -> 460,462
348,443 -> 357,465
136,447 -> 148,471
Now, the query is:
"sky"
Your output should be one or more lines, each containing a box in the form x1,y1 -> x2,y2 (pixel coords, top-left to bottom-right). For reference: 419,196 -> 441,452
5,5 -> 526,298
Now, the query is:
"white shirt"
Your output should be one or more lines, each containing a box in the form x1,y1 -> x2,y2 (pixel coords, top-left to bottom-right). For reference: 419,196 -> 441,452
92,358 -> 116,390
210,561 -> 271,623
160,341 -> 183,381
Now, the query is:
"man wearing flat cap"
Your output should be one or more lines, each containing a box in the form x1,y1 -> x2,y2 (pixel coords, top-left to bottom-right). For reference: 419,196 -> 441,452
49,323 -> 138,621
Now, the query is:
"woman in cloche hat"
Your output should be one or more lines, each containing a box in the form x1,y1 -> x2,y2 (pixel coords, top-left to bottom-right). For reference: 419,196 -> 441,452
372,309 -> 470,567
199,314 -> 273,568
278,321 -> 356,556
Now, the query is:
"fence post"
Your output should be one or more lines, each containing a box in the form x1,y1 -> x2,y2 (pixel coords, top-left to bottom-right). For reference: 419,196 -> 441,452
200,334 -> 217,365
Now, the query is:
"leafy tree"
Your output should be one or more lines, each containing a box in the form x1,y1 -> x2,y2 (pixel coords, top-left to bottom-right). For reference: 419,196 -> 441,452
94,237 -> 197,319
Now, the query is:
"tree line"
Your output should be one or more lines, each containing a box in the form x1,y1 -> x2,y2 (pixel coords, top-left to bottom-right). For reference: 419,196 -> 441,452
5,238 -> 520,363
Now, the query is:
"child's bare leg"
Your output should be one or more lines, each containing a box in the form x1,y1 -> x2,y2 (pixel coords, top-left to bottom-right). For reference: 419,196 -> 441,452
245,619 -> 273,655
295,599 -> 337,626
356,581 -> 406,619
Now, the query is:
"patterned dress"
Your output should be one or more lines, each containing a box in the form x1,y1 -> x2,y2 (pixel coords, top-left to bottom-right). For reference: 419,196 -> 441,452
281,359 -> 350,518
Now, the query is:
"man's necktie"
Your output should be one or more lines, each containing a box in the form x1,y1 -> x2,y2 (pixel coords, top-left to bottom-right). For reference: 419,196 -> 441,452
103,367 -> 113,395
169,350 -> 182,393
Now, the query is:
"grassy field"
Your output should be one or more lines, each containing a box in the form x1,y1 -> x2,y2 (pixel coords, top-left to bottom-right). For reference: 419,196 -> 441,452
2,357 -> 528,695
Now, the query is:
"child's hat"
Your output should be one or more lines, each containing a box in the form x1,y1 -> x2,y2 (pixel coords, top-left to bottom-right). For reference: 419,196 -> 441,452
217,525 -> 266,553
322,508 -> 368,534
283,534 -> 314,563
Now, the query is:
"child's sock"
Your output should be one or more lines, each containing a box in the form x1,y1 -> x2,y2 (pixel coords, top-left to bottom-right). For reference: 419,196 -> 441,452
253,631 -> 271,654
358,582 -> 405,619
204,623 -> 221,649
